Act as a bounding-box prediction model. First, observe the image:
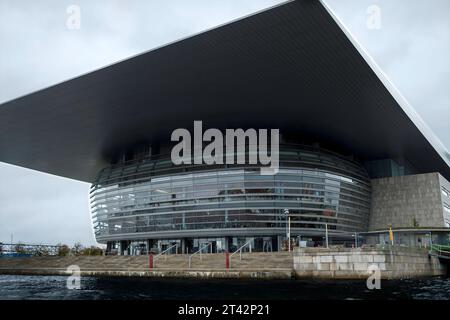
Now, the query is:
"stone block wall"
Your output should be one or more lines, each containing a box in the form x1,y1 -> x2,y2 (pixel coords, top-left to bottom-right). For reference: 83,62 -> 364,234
293,246 -> 445,279
369,172 -> 446,230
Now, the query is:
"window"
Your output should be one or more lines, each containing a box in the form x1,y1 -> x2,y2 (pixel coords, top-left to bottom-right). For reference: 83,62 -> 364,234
444,204 -> 450,214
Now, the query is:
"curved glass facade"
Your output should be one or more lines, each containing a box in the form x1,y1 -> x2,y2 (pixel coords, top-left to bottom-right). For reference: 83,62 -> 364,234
91,144 -> 371,249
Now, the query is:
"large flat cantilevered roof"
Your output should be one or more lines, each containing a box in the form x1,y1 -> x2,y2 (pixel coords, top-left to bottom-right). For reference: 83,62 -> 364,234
0,0 -> 449,182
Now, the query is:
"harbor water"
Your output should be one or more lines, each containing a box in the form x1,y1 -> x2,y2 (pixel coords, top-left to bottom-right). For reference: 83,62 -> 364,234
0,275 -> 449,300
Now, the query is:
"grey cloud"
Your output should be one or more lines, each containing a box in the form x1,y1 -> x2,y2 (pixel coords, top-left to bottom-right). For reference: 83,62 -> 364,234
326,0 -> 450,148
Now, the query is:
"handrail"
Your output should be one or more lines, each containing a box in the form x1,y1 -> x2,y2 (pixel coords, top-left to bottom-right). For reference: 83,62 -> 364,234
431,244 -> 450,250
188,242 -> 212,268
154,244 -> 178,261
230,240 -> 252,259
430,244 -> 450,257
229,240 -> 252,268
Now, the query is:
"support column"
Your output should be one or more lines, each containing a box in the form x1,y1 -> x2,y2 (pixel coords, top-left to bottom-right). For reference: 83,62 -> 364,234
224,237 -> 231,252
106,242 -> 112,255
146,240 -> 150,254
120,240 -> 129,255
277,235 -> 283,251
181,238 -> 186,254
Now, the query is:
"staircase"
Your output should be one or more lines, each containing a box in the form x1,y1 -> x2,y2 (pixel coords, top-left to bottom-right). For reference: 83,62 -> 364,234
0,252 -> 293,274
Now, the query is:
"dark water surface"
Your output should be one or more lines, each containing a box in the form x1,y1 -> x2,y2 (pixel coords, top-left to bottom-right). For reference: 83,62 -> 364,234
0,275 -> 449,300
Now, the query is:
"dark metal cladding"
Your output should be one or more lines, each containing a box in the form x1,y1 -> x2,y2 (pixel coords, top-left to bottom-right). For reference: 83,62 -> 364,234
0,0 -> 449,182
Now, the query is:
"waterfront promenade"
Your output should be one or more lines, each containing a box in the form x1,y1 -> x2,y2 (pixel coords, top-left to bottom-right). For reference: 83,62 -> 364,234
0,247 -> 446,279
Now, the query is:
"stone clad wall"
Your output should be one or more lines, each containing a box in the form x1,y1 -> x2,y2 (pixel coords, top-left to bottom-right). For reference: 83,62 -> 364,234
369,173 -> 446,230
293,247 -> 445,279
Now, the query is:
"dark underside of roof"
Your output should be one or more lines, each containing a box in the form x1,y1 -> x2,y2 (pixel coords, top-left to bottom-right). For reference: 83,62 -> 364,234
0,0 -> 449,183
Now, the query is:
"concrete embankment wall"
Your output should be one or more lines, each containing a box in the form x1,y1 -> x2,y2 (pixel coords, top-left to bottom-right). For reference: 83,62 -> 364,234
0,247 -> 446,279
294,246 -> 446,279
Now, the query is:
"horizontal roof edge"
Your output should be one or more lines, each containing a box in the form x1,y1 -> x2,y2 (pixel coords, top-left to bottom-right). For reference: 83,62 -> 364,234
320,0 -> 450,169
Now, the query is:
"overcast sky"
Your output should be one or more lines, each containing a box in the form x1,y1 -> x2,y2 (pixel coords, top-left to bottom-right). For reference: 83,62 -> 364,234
0,0 -> 449,246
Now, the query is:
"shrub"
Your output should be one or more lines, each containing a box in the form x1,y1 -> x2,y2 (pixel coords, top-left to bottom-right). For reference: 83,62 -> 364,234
81,246 -> 104,256
57,244 -> 70,256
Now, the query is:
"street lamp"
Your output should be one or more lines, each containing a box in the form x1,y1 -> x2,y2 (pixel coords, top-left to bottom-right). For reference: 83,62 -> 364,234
284,209 -> 291,252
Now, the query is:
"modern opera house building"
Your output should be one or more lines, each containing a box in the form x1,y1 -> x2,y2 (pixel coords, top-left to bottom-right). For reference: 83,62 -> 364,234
0,0 -> 449,255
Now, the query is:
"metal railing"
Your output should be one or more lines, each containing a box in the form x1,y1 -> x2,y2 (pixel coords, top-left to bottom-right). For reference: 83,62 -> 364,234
188,242 -> 212,268
154,244 -> 178,260
0,243 -> 63,256
430,244 -> 450,259
229,240 -> 252,268
149,244 -> 178,268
